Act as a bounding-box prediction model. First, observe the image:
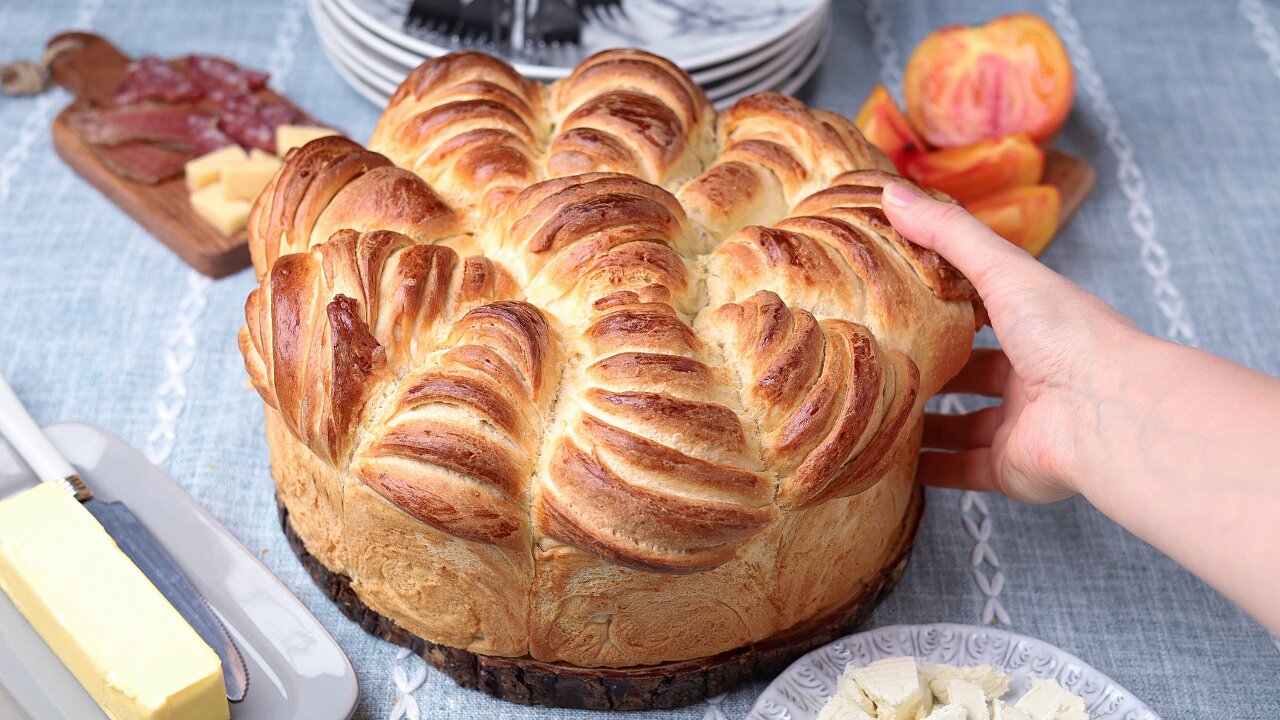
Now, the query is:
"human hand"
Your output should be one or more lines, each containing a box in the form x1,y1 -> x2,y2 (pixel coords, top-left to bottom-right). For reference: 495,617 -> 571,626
881,183 -> 1145,503
884,184 -> 1280,631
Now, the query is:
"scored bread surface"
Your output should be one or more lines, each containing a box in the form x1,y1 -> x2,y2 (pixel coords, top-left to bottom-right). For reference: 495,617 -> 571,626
240,49 -> 978,667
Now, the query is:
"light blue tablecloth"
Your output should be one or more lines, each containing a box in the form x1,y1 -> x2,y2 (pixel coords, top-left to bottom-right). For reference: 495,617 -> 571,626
2,1 -> 1278,718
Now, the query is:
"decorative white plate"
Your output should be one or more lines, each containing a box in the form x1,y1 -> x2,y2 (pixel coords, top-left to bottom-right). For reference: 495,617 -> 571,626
747,623 -> 1161,720
314,0 -> 408,87
314,0 -> 828,109
331,0 -> 827,76
700,10 -> 819,99
315,10 -> 395,105
314,0 -> 401,94
316,0 -> 824,86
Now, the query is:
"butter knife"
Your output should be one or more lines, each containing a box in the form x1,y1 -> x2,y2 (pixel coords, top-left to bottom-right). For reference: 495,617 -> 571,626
0,373 -> 249,702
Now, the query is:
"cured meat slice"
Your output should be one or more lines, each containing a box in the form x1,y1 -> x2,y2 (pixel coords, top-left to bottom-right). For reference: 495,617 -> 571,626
113,56 -> 202,104
66,103 -> 212,148
219,93 -> 299,152
186,56 -> 269,102
91,141 -> 193,184
89,52 -> 302,181
187,114 -> 236,154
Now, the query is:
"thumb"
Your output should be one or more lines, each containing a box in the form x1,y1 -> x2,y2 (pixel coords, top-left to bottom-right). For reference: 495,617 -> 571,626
881,182 -> 1046,298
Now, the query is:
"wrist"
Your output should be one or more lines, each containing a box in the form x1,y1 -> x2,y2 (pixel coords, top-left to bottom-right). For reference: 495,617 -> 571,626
1061,323 -> 1169,505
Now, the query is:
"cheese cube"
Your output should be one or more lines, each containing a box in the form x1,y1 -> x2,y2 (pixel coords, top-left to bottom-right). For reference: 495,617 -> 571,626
992,700 -> 1031,720
1014,678 -> 1089,720
0,483 -> 229,720
941,679 -> 988,720
921,663 -> 1011,701
923,705 -> 968,720
183,145 -> 246,191
190,182 -> 251,236
275,124 -> 338,156
835,664 -> 878,714
817,693 -> 876,720
852,656 -> 931,720
221,151 -> 282,201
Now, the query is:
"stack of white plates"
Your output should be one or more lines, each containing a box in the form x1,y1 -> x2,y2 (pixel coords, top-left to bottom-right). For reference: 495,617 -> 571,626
309,0 -> 830,108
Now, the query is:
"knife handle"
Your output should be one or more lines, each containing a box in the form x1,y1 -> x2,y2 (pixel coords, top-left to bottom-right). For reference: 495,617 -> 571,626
0,372 -> 91,500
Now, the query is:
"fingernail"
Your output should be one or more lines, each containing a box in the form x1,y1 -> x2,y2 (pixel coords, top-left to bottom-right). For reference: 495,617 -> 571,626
882,183 -> 920,208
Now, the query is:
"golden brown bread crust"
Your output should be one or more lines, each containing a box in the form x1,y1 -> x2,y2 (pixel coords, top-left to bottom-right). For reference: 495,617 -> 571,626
354,300 -> 558,547
241,49 -> 979,668
548,50 -> 715,188
534,293 -> 775,573
266,402 -> 921,666
369,52 -> 548,218
709,292 -> 918,510
248,137 -> 465,277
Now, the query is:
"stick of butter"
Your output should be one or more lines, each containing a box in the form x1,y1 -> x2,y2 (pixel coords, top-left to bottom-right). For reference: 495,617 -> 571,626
0,483 -> 229,720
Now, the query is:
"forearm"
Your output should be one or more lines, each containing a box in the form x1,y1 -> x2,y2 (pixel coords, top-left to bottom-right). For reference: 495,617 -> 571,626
1076,334 -> 1280,632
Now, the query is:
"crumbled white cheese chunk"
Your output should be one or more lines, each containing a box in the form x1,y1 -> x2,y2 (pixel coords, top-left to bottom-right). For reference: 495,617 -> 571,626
991,699 -> 1031,720
817,692 -> 877,720
852,656 -> 931,720
835,664 -> 878,715
818,660 -> 1093,720
921,663 -> 1011,701
1014,678 -> 1089,720
941,679 -> 988,720
923,704 -> 969,720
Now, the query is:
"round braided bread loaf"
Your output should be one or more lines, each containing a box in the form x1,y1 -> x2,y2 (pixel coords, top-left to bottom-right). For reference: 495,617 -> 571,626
240,50 -> 978,668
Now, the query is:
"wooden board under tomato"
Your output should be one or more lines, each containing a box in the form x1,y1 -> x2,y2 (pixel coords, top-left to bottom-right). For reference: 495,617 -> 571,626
1042,148 -> 1095,231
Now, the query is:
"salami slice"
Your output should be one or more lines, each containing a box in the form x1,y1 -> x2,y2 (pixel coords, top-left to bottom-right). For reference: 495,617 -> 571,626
219,93 -> 299,152
186,56 -> 270,102
113,56 -> 202,104
186,114 -> 237,154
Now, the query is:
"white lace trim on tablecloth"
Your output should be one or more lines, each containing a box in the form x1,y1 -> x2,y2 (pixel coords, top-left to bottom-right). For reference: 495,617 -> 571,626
1241,0 -> 1280,82
1045,0 -> 1197,347
702,692 -> 729,720
388,647 -> 428,720
939,394 -> 1012,626
145,271 -> 211,464
865,0 -> 904,94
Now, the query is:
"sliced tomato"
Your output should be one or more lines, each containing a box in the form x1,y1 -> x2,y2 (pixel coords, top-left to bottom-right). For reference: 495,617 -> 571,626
903,133 -> 1044,203
855,84 -> 927,172
967,184 -> 1061,256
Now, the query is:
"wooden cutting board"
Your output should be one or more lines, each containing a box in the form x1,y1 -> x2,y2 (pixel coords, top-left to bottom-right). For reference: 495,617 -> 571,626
1044,147 -> 1095,233
46,32 -> 315,278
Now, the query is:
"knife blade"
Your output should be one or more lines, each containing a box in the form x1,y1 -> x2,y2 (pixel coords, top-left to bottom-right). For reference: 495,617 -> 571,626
84,498 -> 249,702
0,373 -> 249,702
